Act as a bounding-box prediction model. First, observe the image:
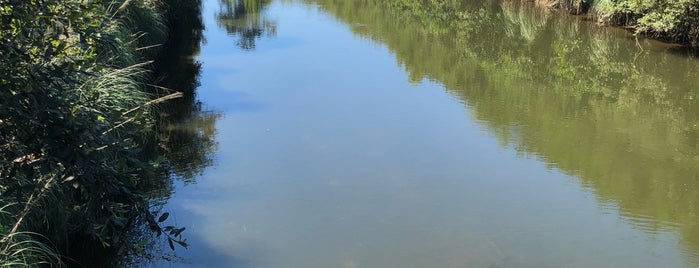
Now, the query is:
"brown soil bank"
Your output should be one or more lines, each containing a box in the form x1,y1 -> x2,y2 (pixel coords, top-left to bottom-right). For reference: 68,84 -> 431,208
537,0 -> 699,46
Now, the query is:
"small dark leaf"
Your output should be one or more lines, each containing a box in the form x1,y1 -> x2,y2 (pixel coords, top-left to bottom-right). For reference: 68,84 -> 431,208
158,212 -> 169,222
175,240 -> 188,248
168,238 -> 175,250
174,227 -> 186,236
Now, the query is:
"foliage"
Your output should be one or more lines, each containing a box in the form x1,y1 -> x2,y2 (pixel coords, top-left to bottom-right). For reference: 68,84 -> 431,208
0,0 -> 192,265
551,0 -> 699,45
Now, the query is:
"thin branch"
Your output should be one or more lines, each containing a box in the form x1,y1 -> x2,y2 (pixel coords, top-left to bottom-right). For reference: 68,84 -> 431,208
122,92 -> 183,116
146,83 -> 179,94
135,44 -> 163,51
102,92 -> 183,135
111,0 -> 134,19
2,173 -> 60,248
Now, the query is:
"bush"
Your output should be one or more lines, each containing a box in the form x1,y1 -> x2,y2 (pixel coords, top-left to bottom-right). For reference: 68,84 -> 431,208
0,0 -> 186,265
553,0 -> 699,45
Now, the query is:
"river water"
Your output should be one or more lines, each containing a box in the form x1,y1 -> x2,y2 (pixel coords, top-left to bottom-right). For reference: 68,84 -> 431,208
151,0 -> 699,267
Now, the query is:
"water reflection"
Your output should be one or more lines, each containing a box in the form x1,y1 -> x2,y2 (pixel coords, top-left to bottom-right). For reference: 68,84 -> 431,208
151,0 -> 699,266
156,0 -> 221,185
311,0 -> 699,264
216,0 -> 277,49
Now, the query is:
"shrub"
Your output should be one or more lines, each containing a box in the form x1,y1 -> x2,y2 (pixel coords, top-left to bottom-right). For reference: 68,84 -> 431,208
0,0 -> 186,265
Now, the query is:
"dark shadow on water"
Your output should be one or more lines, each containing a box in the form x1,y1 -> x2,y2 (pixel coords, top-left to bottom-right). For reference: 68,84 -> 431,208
153,0 -> 221,186
666,45 -> 699,59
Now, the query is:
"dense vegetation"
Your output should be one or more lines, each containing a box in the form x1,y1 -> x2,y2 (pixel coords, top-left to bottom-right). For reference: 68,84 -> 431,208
548,0 -> 699,45
0,0 -> 199,266
310,0 -> 699,264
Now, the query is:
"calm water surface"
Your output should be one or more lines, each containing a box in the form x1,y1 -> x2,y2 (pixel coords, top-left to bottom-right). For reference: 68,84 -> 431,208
153,0 -> 699,267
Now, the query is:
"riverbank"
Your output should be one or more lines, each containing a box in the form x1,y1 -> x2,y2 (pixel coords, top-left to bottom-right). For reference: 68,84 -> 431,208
0,0 -> 196,266
540,0 -> 699,46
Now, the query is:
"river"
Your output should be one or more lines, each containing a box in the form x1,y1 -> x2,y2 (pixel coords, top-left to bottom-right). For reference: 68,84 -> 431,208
150,0 -> 699,267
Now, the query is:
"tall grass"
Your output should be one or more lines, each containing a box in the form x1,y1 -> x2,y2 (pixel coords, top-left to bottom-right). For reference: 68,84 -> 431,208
0,199 -> 63,267
0,0 -> 190,265
0,233 -> 63,268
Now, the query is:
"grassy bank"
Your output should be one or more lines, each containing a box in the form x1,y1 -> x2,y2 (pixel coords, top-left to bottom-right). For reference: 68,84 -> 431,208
0,0 -> 192,266
543,0 -> 699,45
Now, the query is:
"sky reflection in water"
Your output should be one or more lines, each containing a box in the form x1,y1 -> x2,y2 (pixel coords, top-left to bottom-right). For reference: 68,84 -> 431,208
152,0 -> 699,267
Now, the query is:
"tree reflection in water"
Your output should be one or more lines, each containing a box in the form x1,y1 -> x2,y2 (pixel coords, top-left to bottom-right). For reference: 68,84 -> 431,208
217,0 -> 277,49
310,0 -> 699,264
157,0 -> 221,185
